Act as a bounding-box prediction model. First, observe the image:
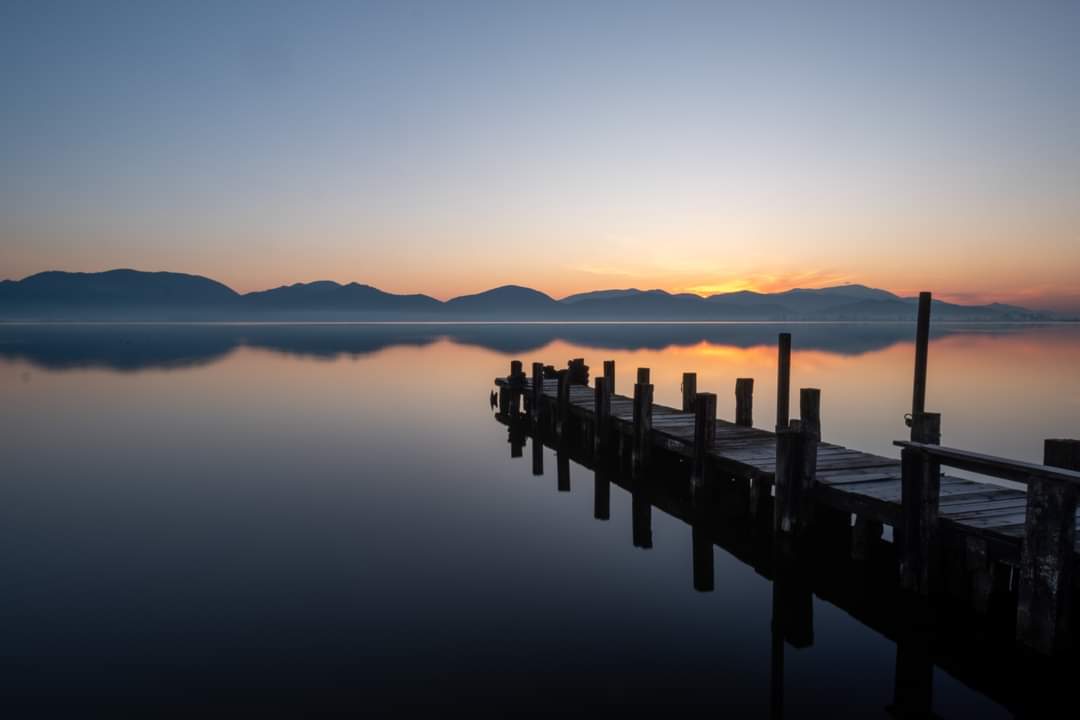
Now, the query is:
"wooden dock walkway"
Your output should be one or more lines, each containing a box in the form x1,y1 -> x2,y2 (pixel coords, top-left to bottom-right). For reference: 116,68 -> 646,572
500,375 -> 1077,550
492,294 -> 1080,661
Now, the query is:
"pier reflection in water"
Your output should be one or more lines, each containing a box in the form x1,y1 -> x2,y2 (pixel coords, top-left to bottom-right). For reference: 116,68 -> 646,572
2,322 -> 1079,715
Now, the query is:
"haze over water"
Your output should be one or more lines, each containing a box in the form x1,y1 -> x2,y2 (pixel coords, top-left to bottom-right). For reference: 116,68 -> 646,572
2,321 -> 1077,716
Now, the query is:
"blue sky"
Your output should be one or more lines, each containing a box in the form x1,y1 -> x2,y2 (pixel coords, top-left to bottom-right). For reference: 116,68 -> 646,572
2,1 -> 1078,309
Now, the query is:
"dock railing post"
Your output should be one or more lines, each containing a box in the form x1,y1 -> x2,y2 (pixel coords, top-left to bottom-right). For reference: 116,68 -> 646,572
691,392 -> 717,494
900,412 -> 942,595
1017,438 -> 1080,655
735,378 -> 754,427
777,333 -> 792,430
681,372 -> 697,412
632,368 -> 653,474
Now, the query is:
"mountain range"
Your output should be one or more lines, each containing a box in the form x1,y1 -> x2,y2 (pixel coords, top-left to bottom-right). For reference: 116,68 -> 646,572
0,269 -> 1063,321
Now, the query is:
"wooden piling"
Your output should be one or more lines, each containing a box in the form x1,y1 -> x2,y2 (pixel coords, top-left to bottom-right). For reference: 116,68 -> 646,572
632,478 -> 653,549
799,388 -> 821,442
899,412 -> 942,595
603,360 -> 615,396
531,431 -> 543,476
692,518 -> 714,592
557,445 -> 570,492
568,357 -> 589,385
912,291 -> 932,418
530,362 -> 543,421
594,376 -> 611,454
509,360 -> 524,413
777,333 -> 791,430
594,467 -> 610,520
691,392 -> 717,492
1016,438 -> 1080,654
851,517 -> 883,561
735,378 -> 754,427
774,420 -> 812,535
681,372 -> 697,412
633,368 -> 653,472
556,369 -> 570,437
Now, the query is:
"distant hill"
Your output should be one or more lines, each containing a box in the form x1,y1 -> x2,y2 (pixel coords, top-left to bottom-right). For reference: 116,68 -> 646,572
0,269 -> 1063,322
444,285 -> 561,318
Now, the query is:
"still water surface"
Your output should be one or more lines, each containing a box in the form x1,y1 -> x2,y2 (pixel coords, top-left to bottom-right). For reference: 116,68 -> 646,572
2,323 -> 1078,716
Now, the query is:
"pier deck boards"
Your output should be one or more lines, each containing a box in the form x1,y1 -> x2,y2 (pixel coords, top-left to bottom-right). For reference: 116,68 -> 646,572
498,376 -> 1080,558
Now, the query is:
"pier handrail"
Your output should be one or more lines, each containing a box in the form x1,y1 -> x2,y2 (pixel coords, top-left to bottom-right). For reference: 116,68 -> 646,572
893,441 -> 1080,487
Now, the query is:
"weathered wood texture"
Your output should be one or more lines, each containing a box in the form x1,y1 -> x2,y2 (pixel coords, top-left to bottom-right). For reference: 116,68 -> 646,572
682,372 -> 697,413
735,377 -> 754,427
691,392 -> 717,492
911,291 -> 932,418
496,364 -> 1080,654
776,333 -> 791,430
1016,439 -> 1080,654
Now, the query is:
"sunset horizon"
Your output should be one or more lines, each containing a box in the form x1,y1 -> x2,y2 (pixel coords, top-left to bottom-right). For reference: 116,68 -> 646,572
4,263 -> 1076,312
3,1 -> 1079,714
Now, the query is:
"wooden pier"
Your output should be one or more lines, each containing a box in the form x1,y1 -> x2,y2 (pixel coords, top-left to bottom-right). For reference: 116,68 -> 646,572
492,293 -> 1080,670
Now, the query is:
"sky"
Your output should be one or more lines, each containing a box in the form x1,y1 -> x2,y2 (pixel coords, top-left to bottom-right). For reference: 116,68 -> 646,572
2,0 -> 1079,310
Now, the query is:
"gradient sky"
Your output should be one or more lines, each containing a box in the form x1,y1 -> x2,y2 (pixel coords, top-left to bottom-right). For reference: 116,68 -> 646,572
2,1 -> 1079,309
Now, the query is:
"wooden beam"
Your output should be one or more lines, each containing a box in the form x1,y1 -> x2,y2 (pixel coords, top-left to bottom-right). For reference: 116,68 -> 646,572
893,441 -> 1080,488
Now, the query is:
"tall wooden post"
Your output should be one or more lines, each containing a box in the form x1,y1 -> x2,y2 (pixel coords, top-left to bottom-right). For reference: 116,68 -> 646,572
911,292 -> 932,418
1017,438 -> 1080,654
681,372 -> 697,412
691,392 -> 717,493
633,368 -> 653,473
530,362 -> 544,421
735,378 -> 754,427
900,413 -> 942,595
603,360 -> 615,397
776,333 -> 792,430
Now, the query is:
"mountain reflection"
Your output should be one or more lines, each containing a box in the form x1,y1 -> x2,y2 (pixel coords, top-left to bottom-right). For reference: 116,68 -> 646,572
0,322 -> 1055,372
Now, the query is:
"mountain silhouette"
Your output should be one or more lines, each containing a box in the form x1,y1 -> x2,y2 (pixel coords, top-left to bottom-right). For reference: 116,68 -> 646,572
0,269 -> 1062,321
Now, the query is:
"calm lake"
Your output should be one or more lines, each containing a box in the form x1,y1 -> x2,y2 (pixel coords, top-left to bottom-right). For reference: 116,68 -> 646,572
2,322 -> 1078,716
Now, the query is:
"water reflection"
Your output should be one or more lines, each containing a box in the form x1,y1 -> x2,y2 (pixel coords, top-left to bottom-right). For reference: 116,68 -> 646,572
1,322 -> 1077,715
0,321 -> 1064,371
496,407 -> 1077,717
